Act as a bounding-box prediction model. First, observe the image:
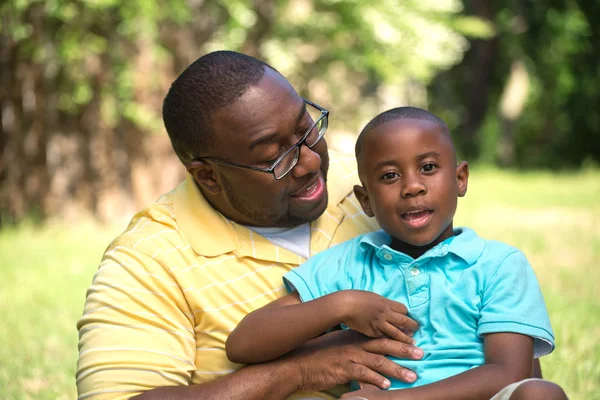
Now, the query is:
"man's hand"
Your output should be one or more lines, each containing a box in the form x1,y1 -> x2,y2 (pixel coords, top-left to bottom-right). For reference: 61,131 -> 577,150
285,329 -> 423,392
337,290 -> 419,344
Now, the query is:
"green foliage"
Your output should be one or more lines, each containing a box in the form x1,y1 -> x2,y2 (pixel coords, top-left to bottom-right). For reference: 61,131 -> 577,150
2,0 -> 486,136
430,0 -> 600,169
1,0 -> 190,124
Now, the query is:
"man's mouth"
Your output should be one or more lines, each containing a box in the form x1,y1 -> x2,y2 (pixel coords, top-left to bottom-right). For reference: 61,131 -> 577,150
291,175 -> 325,201
401,208 -> 433,228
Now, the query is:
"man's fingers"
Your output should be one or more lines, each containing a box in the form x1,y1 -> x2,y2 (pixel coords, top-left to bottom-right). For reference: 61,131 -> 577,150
358,382 -> 379,390
359,352 -> 418,384
388,311 -> 419,332
346,363 -> 391,389
380,322 -> 415,345
363,337 -> 424,360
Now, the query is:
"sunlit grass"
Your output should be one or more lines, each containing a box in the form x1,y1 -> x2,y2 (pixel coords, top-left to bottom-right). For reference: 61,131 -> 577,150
0,169 -> 599,399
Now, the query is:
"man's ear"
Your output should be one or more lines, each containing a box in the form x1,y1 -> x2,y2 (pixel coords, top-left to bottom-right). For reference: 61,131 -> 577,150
187,160 -> 222,195
456,161 -> 469,197
353,184 -> 374,217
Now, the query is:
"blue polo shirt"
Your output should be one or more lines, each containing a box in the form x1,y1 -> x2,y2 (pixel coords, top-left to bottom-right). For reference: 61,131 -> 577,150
284,227 -> 554,390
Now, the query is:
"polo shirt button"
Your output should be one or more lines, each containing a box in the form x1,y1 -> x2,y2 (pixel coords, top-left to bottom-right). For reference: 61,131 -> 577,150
383,253 -> 393,261
411,267 -> 420,276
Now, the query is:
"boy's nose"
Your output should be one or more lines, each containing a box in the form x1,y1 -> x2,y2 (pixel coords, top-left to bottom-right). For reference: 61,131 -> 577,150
401,177 -> 427,198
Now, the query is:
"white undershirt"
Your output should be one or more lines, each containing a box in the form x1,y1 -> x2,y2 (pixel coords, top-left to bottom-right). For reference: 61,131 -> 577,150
245,223 -> 311,260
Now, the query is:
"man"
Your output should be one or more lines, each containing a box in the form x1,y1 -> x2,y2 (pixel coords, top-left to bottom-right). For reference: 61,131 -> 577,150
77,51 -> 565,400
76,50 -> 424,400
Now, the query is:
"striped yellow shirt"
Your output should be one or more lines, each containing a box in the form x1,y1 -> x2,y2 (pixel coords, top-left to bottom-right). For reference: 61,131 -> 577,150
77,153 -> 379,400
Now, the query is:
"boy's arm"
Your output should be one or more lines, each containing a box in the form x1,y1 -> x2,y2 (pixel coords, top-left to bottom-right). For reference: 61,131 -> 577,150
342,332 -> 534,400
226,290 -> 418,365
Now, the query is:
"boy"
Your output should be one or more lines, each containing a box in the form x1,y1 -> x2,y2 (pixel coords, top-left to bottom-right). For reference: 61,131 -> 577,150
226,107 -> 556,399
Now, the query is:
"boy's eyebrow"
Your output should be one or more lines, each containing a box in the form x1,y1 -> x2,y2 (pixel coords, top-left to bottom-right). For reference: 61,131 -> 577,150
415,151 -> 441,161
374,151 -> 441,169
373,159 -> 400,170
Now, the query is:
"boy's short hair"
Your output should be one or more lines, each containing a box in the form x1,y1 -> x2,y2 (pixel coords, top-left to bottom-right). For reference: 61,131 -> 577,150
355,107 -> 451,161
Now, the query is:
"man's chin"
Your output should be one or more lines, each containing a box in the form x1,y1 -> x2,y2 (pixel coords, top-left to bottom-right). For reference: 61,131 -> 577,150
276,190 -> 329,227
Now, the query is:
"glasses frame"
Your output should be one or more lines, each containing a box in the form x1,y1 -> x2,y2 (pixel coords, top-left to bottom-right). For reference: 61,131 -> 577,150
196,98 -> 329,180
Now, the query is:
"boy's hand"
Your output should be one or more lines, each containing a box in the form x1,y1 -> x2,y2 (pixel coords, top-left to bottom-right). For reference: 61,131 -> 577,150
337,290 -> 418,344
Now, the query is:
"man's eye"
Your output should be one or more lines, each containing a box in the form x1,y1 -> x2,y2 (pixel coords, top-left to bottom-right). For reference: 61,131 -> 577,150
261,157 -> 280,166
421,163 -> 438,173
381,171 -> 399,180
297,125 -> 311,138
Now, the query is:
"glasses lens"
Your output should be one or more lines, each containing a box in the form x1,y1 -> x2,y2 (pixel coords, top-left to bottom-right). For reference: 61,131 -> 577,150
274,146 -> 300,179
305,114 -> 328,147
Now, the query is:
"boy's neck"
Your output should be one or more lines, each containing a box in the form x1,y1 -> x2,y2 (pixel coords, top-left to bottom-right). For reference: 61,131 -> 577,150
389,226 -> 455,259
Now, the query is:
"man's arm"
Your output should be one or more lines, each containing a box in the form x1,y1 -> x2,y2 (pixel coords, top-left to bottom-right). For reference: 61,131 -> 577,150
130,361 -> 297,400
341,332 -> 534,400
226,290 -> 419,364
134,330 -> 425,399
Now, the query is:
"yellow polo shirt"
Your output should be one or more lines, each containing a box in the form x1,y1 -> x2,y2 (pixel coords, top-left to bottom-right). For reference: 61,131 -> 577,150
77,153 -> 379,400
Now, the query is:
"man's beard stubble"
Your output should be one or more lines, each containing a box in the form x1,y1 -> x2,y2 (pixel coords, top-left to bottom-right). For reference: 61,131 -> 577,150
222,171 -> 328,228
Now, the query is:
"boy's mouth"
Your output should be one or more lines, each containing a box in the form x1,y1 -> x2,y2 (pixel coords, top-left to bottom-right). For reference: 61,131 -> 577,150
401,208 -> 433,228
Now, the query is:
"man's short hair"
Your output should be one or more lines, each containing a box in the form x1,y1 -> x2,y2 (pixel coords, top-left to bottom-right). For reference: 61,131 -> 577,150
355,106 -> 451,160
162,51 -> 274,165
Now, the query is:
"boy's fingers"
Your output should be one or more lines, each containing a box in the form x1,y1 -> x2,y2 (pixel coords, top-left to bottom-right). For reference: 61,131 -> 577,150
380,323 -> 415,345
388,312 -> 419,332
388,300 -> 409,314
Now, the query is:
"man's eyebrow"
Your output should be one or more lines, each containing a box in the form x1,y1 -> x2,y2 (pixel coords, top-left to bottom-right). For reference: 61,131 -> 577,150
249,132 -> 279,151
248,102 -> 307,151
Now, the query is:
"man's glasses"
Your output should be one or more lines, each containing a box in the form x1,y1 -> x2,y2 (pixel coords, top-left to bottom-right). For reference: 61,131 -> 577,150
196,98 -> 329,180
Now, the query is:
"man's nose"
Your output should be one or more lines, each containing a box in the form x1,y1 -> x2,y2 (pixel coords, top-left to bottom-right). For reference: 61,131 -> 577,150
290,144 -> 321,178
401,174 -> 427,198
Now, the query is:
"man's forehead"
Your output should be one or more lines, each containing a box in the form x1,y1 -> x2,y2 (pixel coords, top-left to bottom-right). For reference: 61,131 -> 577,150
209,71 -> 305,153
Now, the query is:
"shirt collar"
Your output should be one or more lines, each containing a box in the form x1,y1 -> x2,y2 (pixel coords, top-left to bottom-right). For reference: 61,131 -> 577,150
173,174 -> 237,257
172,151 -> 357,261
358,227 -> 485,265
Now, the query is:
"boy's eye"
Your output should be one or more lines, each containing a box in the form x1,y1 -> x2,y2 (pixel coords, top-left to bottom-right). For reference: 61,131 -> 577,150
381,171 -> 400,180
421,163 -> 438,173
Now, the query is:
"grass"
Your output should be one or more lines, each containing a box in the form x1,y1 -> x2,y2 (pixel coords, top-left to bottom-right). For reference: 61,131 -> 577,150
1,168 -> 599,399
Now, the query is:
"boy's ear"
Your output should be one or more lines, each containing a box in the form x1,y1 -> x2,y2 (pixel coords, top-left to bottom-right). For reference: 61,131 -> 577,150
187,160 -> 222,195
456,161 -> 469,197
353,185 -> 375,217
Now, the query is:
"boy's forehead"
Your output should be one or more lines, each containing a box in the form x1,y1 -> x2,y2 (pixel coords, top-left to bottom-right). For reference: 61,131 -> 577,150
363,118 -> 452,155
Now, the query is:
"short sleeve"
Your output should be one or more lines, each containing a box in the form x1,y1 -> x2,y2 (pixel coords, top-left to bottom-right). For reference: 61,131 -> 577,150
478,250 -> 555,357
77,244 -> 196,399
284,238 -> 357,303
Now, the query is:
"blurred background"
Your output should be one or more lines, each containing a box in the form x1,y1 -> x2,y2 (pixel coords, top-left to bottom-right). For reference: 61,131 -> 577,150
0,0 -> 599,399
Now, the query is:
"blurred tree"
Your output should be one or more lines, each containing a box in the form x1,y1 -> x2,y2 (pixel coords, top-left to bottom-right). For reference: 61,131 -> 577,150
0,0 -> 489,224
429,0 -> 600,168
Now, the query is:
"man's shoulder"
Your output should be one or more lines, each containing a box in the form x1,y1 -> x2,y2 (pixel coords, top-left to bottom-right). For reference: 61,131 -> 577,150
108,190 -> 184,254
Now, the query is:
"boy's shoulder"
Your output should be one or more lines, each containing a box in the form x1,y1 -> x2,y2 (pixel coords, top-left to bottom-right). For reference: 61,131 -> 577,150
315,230 -> 388,260
452,228 -> 528,275
458,227 -> 522,257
